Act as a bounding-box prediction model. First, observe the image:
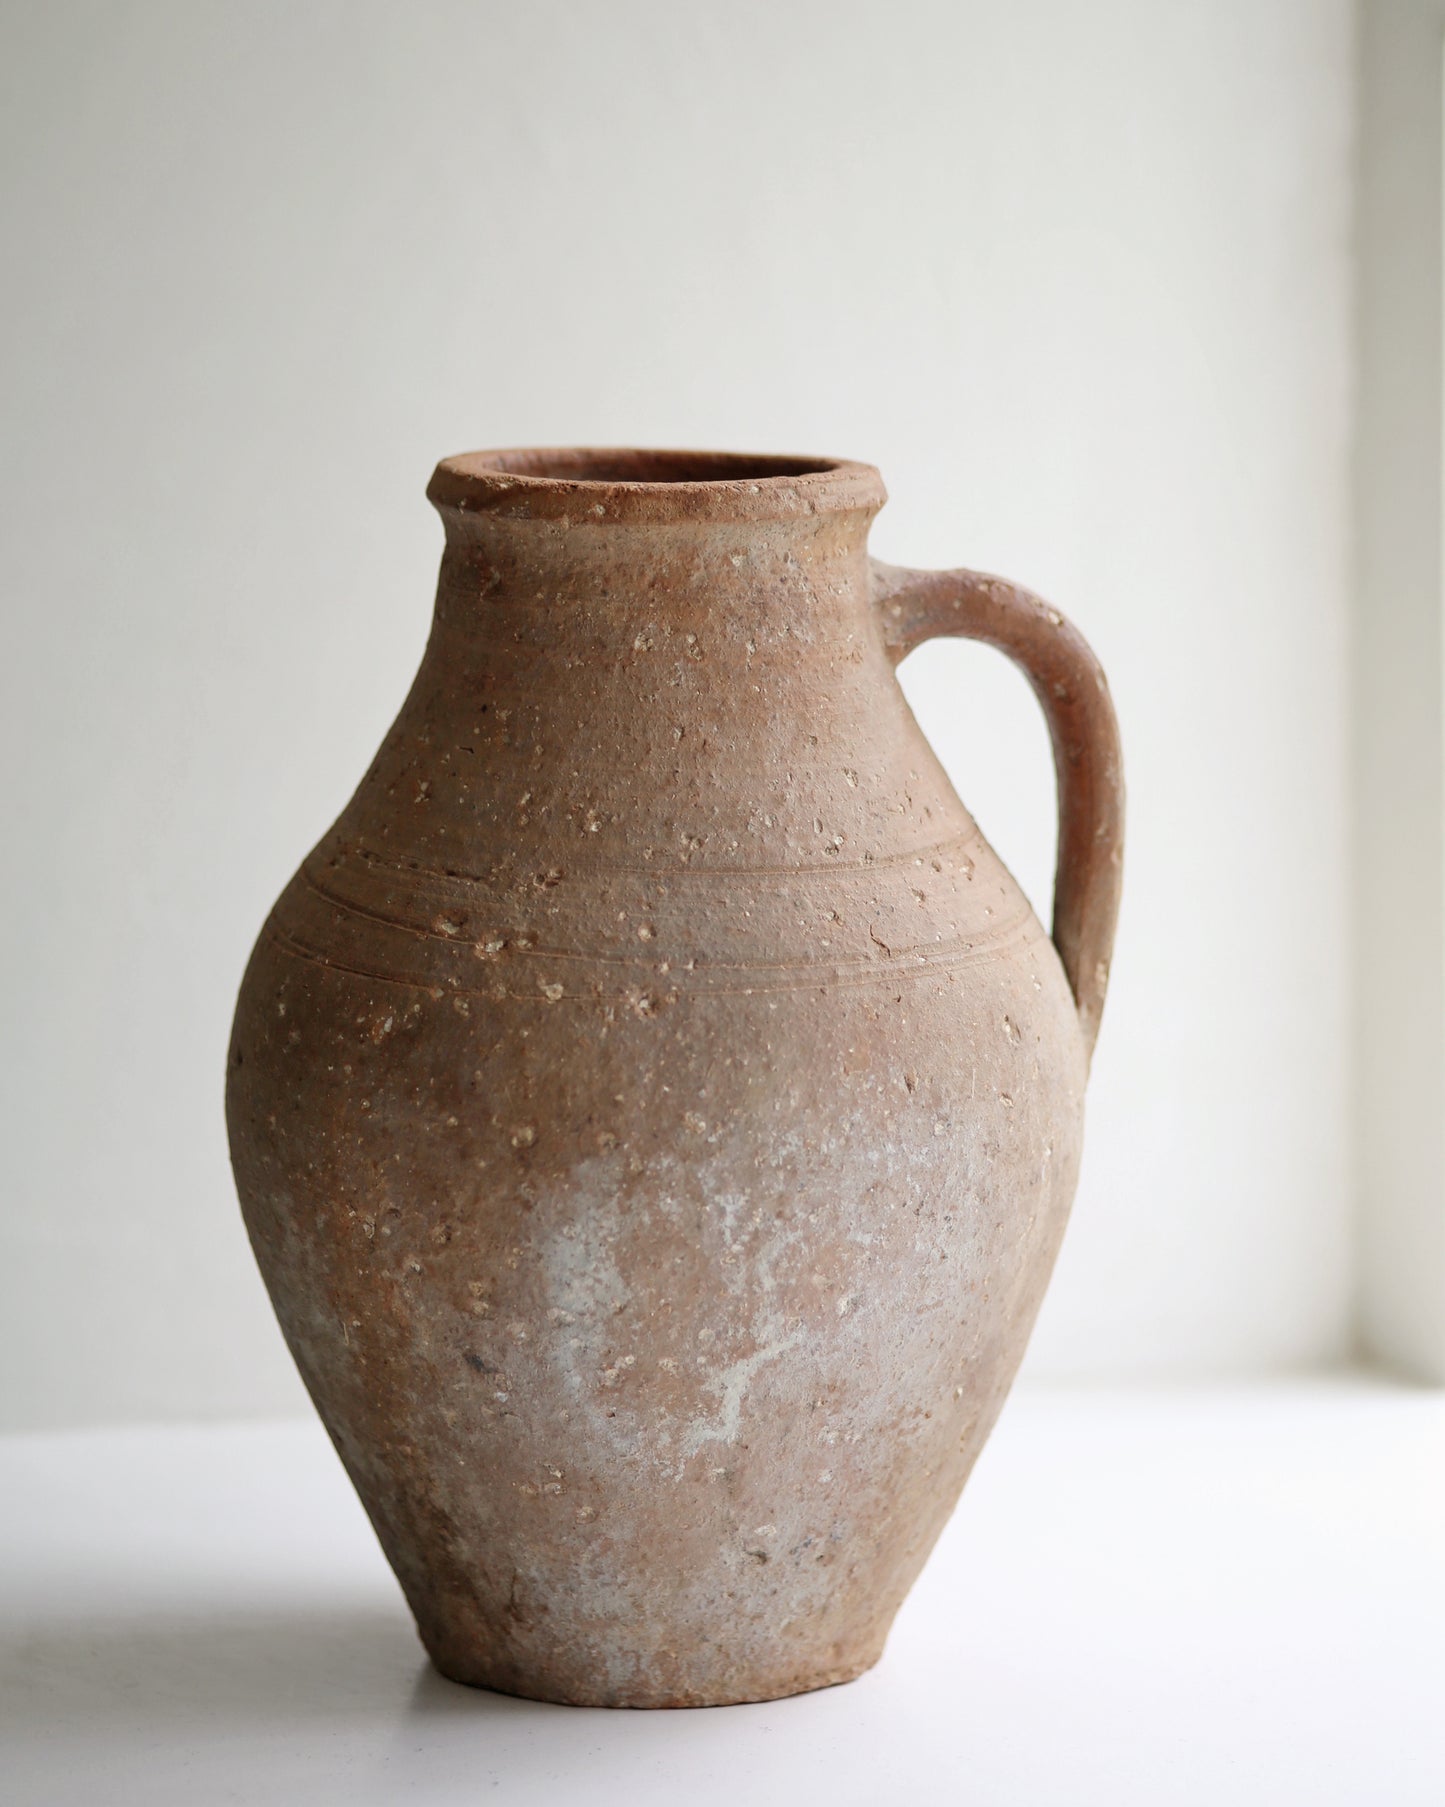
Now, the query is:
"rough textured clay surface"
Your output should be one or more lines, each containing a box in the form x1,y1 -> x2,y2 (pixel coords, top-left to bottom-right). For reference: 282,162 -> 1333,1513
227,449 -> 1124,1708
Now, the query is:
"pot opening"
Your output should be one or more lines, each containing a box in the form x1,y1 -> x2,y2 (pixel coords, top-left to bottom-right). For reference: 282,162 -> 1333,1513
428,448 -> 887,523
477,449 -> 840,486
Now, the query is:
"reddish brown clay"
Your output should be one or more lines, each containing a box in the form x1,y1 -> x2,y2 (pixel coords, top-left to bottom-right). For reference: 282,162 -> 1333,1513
227,449 -> 1123,1708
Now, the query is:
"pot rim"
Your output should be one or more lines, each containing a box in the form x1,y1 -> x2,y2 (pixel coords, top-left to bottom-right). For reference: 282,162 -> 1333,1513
427,446 -> 887,524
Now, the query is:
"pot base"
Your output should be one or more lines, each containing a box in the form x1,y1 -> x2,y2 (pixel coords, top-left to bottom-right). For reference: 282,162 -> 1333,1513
423,1638 -> 886,1710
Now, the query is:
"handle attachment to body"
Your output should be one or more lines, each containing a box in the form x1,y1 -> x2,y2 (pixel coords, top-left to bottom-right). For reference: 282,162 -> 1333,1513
871,559 -> 1124,1062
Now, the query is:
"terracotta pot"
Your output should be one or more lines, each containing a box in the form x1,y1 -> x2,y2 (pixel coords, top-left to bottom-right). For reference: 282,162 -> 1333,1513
227,448 -> 1123,1708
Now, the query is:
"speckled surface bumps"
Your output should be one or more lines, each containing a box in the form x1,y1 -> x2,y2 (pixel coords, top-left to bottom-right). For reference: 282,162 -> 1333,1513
227,449 -> 1123,1707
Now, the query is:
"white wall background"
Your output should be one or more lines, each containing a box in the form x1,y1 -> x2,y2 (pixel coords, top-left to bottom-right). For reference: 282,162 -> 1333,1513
0,0 -> 1355,1429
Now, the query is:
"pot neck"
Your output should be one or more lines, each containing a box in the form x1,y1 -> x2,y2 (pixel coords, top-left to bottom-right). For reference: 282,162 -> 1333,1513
434,510 -> 878,643
425,447 -> 881,643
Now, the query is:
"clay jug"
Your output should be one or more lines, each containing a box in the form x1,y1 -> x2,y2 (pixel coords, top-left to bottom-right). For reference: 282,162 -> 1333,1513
227,448 -> 1123,1708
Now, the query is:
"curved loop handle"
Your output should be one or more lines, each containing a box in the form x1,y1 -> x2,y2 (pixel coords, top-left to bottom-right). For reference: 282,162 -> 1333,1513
871,559 -> 1124,1062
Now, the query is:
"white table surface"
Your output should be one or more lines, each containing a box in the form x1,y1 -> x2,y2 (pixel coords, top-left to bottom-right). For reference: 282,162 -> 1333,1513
2,1377 -> 1440,1806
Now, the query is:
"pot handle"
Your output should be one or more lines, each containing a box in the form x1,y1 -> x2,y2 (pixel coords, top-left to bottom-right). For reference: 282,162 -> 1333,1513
870,559 -> 1124,1062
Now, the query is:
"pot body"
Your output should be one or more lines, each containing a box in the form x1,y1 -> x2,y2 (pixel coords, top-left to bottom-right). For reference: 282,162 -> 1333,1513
227,450 -> 1106,1707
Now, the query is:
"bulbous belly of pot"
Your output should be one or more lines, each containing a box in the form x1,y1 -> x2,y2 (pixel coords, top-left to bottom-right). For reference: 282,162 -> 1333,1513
227,833 -> 1085,1708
